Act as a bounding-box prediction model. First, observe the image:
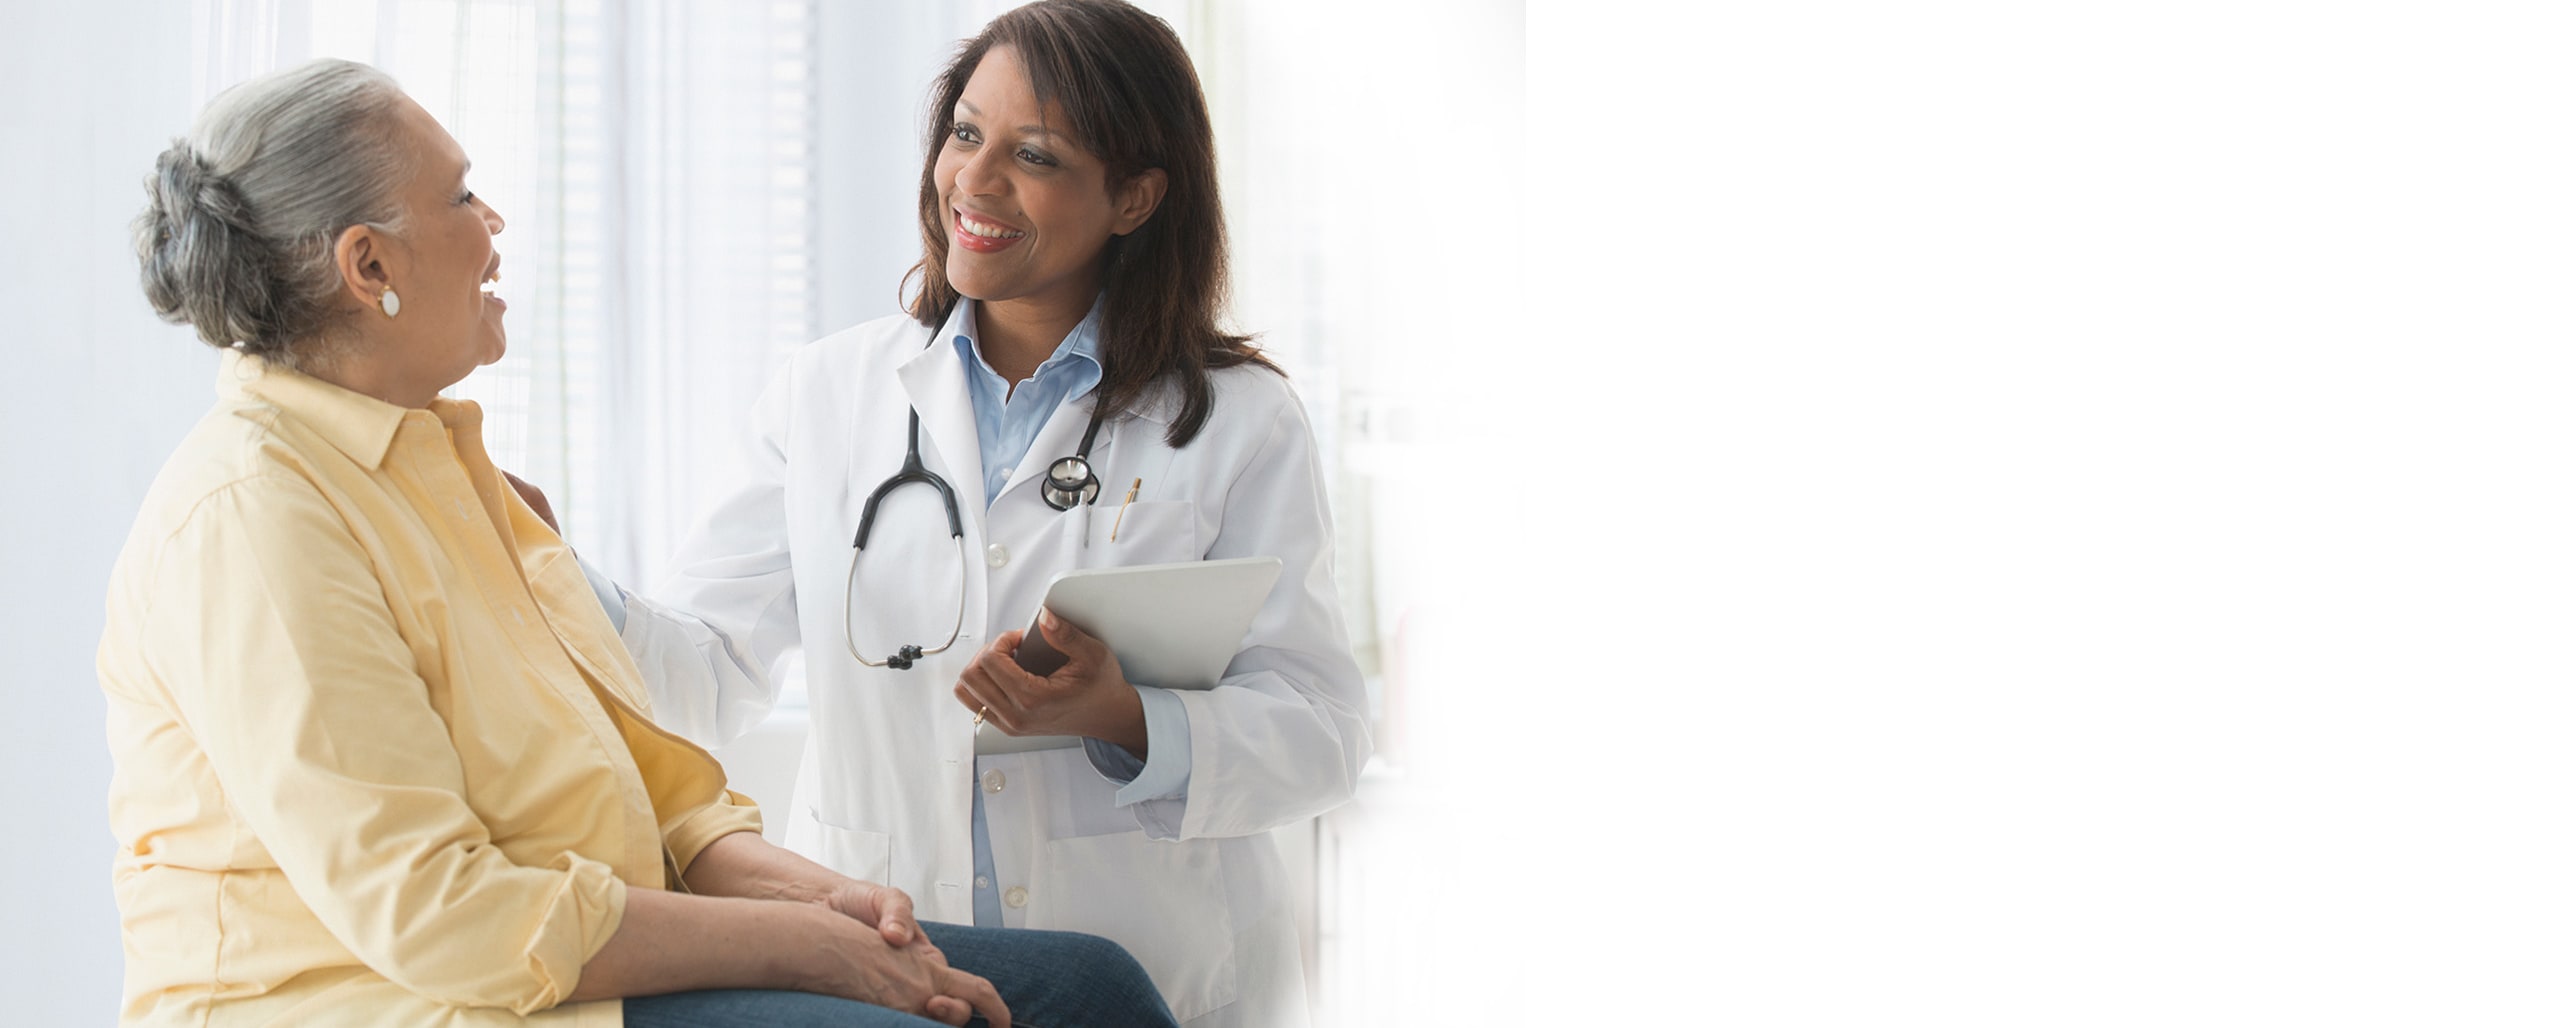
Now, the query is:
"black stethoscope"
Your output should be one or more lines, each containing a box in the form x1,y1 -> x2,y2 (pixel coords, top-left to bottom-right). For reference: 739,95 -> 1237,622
843,394 -> 1108,670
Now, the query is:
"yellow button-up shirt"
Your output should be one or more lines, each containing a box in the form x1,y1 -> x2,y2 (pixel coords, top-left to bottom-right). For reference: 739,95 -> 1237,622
98,352 -> 762,1026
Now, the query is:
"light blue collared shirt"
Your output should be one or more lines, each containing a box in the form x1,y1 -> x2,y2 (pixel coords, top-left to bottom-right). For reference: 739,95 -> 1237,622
942,298 -> 1194,928
946,298 -> 1106,506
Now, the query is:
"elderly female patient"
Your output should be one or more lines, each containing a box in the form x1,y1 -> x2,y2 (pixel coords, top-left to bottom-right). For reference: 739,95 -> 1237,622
97,58 -> 1178,1027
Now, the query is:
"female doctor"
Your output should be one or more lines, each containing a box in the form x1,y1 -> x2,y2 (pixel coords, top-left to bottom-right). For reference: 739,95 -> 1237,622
588,3 -> 1370,1025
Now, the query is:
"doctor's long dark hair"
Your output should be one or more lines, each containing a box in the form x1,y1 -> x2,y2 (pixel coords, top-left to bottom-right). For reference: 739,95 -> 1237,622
904,0 -> 1274,449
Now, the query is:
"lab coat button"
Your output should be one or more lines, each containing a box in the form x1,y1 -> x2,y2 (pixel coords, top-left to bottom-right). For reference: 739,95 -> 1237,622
1004,886 -> 1028,908
982,769 -> 1006,793
986,544 -> 1009,568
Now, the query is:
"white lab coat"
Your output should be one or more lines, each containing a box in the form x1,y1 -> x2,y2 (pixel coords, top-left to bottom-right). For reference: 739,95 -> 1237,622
614,311 -> 1371,1027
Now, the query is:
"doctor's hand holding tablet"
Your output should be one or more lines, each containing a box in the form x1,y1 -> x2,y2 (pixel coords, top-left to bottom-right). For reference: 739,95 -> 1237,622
964,557 -> 1286,755
964,607 -> 1151,749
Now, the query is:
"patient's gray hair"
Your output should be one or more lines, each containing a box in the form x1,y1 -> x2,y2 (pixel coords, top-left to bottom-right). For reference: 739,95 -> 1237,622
134,58 -> 413,369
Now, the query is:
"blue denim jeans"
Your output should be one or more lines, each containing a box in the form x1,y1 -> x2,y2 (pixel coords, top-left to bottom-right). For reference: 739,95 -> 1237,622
620,922 -> 1177,1028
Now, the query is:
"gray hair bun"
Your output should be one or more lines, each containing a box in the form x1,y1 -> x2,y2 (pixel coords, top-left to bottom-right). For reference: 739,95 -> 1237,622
131,59 -> 412,365
136,142 -> 287,354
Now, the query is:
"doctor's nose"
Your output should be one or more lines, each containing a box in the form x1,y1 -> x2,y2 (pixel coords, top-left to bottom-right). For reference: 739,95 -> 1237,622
955,145 -> 1007,198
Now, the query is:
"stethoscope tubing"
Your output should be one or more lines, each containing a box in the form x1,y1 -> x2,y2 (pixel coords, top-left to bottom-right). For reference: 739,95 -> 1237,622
844,529 -> 967,670
843,357 -> 1109,670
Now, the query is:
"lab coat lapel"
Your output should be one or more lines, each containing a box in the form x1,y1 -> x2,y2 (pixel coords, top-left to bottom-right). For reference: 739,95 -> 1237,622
893,334 -> 988,513
992,391 -> 1105,508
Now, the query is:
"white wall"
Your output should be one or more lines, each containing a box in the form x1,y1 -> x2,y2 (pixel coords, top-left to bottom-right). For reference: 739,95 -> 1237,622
0,1 -> 207,1019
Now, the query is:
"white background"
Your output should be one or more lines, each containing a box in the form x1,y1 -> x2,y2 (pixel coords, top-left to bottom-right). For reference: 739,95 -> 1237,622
9,1 -> 2570,1025
1411,0 -> 2569,1023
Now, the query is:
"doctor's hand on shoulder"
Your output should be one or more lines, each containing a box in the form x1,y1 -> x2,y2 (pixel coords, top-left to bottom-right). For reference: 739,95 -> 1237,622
956,609 -> 1149,756
501,470 -> 558,532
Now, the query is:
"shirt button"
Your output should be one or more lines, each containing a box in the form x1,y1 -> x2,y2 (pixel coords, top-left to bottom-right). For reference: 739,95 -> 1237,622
996,466 -> 1013,481
986,544 -> 1009,568
974,875 -> 991,890
1004,886 -> 1028,909
981,769 -> 1006,793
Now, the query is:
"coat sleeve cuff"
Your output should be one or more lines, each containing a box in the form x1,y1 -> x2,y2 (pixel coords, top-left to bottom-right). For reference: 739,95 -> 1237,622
1080,686 -> 1193,806
574,551 -> 629,633
520,850 -> 627,1015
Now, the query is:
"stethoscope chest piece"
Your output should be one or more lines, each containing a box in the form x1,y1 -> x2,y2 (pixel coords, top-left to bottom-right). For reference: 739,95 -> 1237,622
1040,454 -> 1101,511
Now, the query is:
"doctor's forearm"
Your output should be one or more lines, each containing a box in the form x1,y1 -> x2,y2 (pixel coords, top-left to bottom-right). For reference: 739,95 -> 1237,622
1099,686 -> 1149,756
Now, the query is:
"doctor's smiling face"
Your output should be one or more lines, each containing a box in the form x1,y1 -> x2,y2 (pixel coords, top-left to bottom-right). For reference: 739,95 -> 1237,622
935,45 -> 1164,316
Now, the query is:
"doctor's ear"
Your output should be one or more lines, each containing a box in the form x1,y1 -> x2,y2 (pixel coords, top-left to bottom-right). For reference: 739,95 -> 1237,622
1108,168 -> 1167,236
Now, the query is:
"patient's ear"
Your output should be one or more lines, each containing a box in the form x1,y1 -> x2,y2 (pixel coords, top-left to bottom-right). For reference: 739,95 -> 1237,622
332,224 -> 399,311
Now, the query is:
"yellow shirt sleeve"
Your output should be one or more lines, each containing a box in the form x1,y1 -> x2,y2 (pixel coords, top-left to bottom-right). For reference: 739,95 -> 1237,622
666,790 -> 765,875
143,473 -> 626,1013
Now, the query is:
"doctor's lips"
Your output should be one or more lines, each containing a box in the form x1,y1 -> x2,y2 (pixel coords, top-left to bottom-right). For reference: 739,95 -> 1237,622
479,259 -> 504,309
953,208 -> 1028,254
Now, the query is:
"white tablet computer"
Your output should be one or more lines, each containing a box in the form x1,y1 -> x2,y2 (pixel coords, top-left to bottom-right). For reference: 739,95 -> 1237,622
976,556 -> 1283,755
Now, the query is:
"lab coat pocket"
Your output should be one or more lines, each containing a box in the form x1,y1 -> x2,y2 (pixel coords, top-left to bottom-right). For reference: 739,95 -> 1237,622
1033,832 -> 1236,1022
1095,499 -> 1199,563
806,808 -> 894,885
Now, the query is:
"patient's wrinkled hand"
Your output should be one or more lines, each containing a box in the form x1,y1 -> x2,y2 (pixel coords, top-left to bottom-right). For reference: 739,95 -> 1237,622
791,903 -> 1010,1027
821,879 -> 918,947
791,904 -> 1012,1022
907,927 -> 1012,1028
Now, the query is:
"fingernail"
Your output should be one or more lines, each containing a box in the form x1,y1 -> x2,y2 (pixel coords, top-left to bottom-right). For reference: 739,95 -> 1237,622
1041,609 -> 1058,628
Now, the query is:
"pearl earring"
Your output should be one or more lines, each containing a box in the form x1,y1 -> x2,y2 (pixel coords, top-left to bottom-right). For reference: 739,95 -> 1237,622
379,289 -> 401,318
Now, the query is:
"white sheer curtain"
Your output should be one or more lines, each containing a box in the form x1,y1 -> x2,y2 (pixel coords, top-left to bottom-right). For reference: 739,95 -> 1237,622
192,0 -> 823,590
524,0 -> 822,584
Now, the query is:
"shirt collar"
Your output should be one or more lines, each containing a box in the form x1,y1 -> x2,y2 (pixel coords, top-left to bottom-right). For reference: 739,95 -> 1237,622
945,295 -> 1107,381
217,348 -> 478,470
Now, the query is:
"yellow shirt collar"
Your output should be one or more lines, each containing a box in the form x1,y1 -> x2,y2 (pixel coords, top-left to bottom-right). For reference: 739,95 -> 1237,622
217,348 -> 483,470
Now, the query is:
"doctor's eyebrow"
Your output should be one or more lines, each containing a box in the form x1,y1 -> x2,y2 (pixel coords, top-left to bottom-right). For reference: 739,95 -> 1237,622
955,98 -> 1058,139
